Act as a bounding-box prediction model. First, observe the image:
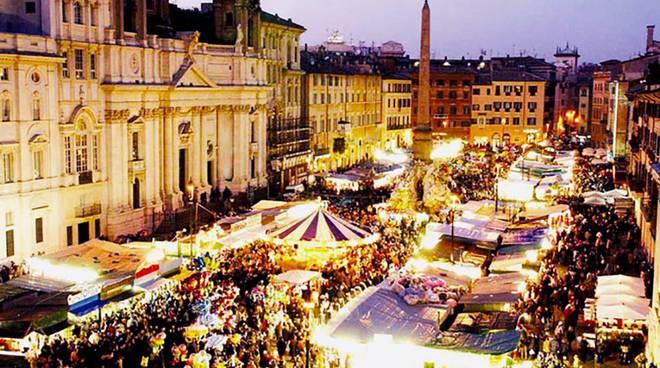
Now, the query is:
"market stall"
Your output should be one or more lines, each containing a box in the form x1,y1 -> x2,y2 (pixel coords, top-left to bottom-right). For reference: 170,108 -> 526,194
270,204 -> 378,270
593,275 -> 650,349
325,173 -> 361,192
460,272 -> 528,312
22,239 -> 177,316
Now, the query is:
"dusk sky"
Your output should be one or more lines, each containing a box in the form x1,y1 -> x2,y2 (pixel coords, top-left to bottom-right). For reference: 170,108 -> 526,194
173,0 -> 659,63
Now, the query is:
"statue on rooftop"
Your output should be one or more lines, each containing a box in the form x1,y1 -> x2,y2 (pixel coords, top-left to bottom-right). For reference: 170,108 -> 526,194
186,31 -> 201,61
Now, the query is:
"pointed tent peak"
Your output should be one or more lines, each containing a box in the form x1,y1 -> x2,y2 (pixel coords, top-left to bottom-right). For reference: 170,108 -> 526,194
270,206 -> 377,246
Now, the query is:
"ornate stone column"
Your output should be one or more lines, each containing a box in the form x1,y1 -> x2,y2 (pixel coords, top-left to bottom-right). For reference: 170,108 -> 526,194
191,107 -> 202,191
233,106 -> 250,192
162,108 -> 175,208
218,106 -> 234,186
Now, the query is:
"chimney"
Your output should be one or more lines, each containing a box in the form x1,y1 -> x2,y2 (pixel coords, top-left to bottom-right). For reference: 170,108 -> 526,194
647,25 -> 655,52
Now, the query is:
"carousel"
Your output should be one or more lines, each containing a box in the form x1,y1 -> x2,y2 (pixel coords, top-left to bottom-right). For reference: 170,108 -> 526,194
270,204 -> 379,270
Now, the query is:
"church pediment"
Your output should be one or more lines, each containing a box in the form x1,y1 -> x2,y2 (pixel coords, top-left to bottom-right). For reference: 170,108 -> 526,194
171,62 -> 216,89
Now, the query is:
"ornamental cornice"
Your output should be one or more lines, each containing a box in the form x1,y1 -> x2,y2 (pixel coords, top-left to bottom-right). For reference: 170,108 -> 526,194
139,107 -> 162,119
105,109 -> 130,123
190,106 -> 205,114
200,106 -> 216,114
234,105 -> 252,113
161,106 -> 181,116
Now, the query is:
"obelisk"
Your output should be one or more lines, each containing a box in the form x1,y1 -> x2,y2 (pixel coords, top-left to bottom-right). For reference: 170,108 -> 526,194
413,0 -> 433,161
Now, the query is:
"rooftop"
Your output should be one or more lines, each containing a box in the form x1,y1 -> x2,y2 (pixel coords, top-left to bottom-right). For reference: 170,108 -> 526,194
260,11 -> 306,31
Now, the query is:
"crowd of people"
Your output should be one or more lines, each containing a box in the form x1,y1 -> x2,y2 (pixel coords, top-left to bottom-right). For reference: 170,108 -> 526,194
573,157 -> 615,194
515,155 -> 653,367
28,138 -> 659,368
34,189 -> 423,368
0,260 -> 27,283
322,203 -> 421,309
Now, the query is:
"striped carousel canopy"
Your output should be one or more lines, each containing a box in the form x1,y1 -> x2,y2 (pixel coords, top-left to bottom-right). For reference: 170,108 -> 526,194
270,207 -> 374,245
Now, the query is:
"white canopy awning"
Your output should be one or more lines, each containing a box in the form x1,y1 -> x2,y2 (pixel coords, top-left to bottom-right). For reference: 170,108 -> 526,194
597,275 -> 644,290
596,283 -> 646,298
584,196 -> 607,206
597,303 -> 650,321
595,294 -> 649,308
274,270 -> 322,285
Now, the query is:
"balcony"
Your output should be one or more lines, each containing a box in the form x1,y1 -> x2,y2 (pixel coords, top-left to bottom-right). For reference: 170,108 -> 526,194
75,203 -> 102,218
268,131 -> 311,147
78,171 -> 93,185
641,197 -> 657,227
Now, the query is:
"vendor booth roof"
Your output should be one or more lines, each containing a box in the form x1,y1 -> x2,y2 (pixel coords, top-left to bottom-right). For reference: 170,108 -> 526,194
595,294 -> 650,308
274,270 -> 322,285
7,275 -> 74,293
426,220 -> 500,249
33,239 -> 152,276
431,330 -> 521,355
329,287 -> 447,345
448,312 -> 518,334
0,284 -> 33,303
597,303 -> 651,321
251,200 -> 289,211
596,275 -> 646,298
327,173 -> 362,182
597,275 -> 645,290
271,207 -> 372,243
460,273 -> 526,307
519,204 -> 569,221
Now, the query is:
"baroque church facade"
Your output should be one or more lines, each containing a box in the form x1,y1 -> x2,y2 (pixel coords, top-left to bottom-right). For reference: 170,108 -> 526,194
0,0 -> 304,259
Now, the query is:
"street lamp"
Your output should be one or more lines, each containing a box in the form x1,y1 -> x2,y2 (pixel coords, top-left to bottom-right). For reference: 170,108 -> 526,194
448,195 -> 462,263
186,178 -> 197,257
494,164 -> 501,213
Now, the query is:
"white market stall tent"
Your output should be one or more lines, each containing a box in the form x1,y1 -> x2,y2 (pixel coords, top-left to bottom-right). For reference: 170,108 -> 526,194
597,274 -> 645,290
273,270 -> 323,285
325,173 -> 361,192
595,294 -> 650,308
597,304 -> 650,321
596,283 -> 646,298
594,275 -> 650,334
